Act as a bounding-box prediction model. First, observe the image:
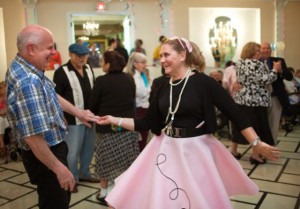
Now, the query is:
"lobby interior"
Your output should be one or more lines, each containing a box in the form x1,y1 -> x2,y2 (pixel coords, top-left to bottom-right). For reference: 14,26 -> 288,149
0,0 -> 299,208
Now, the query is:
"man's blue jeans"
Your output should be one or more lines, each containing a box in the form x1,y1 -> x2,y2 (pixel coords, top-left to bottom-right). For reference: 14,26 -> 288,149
64,124 -> 96,181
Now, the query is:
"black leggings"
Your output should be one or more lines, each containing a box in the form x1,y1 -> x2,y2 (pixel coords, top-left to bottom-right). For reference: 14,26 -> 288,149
21,141 -> 71,209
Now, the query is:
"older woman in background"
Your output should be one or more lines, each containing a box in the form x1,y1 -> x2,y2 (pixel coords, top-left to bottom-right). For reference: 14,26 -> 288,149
89,51 -> 140,206
233,42 -> 280,164
126,52 -> 151,151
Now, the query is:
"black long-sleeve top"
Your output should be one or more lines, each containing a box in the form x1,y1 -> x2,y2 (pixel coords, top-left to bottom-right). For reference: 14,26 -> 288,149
135,71 -> 251,136
89,72 -> 136,133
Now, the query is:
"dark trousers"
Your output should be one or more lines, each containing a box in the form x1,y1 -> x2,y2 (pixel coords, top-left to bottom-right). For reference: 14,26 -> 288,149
232,105 -> 274,146
21,141 -> 71,209
136,107 -> 149,151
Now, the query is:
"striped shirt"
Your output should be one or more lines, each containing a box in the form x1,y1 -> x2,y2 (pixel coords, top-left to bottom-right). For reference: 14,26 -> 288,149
5,55 -> 67,150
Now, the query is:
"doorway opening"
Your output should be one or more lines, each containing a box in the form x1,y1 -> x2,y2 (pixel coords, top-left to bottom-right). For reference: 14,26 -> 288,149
69,12 -> 133,56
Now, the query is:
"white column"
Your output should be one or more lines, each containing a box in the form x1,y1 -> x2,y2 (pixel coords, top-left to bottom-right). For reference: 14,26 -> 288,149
0,8 -> 7,81
274,0 -> 288,57
20,0 -> 38,25
159,0 -> 174,37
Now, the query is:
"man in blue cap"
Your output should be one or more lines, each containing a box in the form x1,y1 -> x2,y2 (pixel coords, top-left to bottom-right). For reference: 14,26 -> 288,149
53,43 -> 99,193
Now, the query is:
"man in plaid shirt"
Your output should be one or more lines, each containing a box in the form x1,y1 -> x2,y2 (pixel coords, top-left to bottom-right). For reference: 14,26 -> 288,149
5,25 -> 100,209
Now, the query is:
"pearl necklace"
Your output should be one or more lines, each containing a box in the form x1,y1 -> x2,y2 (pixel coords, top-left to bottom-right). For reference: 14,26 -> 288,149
169,68 -> 191,86
164,69 -> 192,136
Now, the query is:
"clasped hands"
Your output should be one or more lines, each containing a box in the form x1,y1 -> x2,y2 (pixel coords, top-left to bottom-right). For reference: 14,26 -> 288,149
273,60 -> 282,73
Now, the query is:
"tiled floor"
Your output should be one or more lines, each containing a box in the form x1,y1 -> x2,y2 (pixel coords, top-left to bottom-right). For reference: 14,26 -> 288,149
0,126 -> 299,209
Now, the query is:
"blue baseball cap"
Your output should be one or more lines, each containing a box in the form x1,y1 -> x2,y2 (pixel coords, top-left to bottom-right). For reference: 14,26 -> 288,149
68,43 -> 89,55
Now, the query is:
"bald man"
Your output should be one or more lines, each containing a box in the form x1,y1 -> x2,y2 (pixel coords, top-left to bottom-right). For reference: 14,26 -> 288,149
5,25 -> 99,209
260,42 -> 293,143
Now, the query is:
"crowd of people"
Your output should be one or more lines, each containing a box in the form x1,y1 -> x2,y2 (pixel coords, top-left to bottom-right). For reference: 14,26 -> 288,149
4,24 -> 300,209
214,41 -> 300,162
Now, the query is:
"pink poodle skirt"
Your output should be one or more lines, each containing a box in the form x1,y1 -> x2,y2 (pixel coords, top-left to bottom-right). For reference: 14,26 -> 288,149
106,133 -> 258,209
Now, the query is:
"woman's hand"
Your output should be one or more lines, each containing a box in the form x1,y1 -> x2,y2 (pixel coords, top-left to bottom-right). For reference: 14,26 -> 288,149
253,142 -> 280,161
97,115 -> 116,125
97,116 -> 135,131
241,127 -> 280,161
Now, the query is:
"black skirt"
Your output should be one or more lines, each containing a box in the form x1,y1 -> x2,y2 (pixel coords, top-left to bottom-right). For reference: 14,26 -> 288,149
95,131 -> 140,180
232,105 -> 275,145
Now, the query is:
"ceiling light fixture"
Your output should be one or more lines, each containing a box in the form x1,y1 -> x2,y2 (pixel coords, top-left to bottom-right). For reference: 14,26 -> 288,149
83,21 -> 100,36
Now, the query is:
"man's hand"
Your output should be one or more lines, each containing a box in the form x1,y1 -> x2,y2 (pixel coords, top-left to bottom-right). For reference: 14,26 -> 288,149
57,95 -> 100,128
54,163 -> 76,191
25,135 -> 76,191
77,109 -> 100,128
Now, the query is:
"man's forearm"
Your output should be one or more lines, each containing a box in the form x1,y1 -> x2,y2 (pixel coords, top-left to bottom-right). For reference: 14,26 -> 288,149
57,94 -> 99,127
57,94 -> 79,118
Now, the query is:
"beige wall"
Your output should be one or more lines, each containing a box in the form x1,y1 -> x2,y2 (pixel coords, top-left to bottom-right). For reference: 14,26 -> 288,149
0,0 -> 25,72
1,0 -> 299,77
0,8 -> 7,81
36,0 -> 164,78
36,0 -> 160,66
173,0 -> 275,41
36,0 -> 95,64
285,1 -> 300,69
173,0 -> 275,67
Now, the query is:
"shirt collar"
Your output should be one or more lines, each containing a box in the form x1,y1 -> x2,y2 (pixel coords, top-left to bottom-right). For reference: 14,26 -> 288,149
66,60 -> 88,72
15,54 -> 45,79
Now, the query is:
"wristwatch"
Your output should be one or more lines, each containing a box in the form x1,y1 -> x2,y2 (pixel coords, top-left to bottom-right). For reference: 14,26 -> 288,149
251,136 -> 261,146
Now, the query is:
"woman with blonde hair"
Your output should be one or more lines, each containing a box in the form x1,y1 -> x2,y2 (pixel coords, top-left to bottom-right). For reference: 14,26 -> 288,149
98,38 -> 280,209
232,42 -> 280,164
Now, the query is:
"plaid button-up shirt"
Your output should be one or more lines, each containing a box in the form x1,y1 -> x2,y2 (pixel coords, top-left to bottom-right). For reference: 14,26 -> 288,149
6,55 -> 67,150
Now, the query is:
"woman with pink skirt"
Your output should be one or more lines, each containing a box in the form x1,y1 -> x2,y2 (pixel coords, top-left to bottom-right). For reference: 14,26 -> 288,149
98,37 -> 280,209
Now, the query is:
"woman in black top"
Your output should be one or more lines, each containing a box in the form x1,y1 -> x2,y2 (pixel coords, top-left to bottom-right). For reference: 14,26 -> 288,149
89,51 -> 140,205
97,38 -> 280,209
